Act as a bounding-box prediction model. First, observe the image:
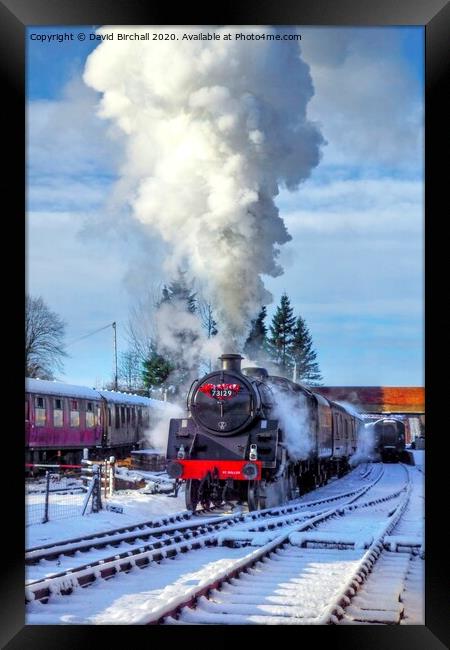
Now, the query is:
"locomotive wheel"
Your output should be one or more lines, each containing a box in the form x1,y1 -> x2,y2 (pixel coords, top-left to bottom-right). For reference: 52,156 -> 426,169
247,481 -> 260,511
185,479 -> 200,512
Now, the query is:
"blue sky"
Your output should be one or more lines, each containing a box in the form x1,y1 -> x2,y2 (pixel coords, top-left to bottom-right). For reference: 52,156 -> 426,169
26,26 -> 424,387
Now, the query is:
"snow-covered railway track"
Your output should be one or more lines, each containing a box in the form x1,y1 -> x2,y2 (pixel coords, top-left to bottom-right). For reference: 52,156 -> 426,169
25,468 -> 384,605
146,466 -> 412,624
26,511 -> 241,566
339,464 -> 424,625
25,507 -> 221,563
25,463 -> 380,567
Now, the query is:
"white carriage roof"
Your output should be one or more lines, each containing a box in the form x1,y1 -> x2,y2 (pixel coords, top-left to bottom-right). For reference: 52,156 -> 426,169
25,378 -> 169,408
26,378 -> 100,400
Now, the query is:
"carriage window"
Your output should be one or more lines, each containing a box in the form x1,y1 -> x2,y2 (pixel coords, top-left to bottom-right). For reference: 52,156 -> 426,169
131,407 -> 136,425
138,408 -> 142,425
70,399 -> 79,427
35,396 -> 46,426
121,406 -> 125,425
85,401 -> 95,427
85,403 -> 94,428
334,414 -> 340,437
108,407 -> 112,426
126,407 -> 130,423
25,399 -> 30,420
115,405 -> 120,429
53,398 -> 63,427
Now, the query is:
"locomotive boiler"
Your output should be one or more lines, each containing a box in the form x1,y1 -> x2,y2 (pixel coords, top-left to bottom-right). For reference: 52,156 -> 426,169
166,354 -> 363,511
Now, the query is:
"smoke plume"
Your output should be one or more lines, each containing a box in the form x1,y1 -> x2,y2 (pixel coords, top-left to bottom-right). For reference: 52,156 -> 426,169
334,401 -> 375,466
350,420 -> 377,466
141,402 -> 184,452
269,384 -> 313,460
84,26 -> 324,345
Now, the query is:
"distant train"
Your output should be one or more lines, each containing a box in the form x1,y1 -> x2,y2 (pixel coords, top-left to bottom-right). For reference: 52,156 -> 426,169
366,417 -> 406,462
25,378 -> 169,465
166,354 -> 365,511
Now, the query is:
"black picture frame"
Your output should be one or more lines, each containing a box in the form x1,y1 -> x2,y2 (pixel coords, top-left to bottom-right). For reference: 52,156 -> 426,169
3,0 -> 447,647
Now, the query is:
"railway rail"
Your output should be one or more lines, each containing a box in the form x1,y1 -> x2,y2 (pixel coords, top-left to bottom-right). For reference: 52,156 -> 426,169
339,463 -> 424,624
26,465 -> 383,604
142,465 -> 412,624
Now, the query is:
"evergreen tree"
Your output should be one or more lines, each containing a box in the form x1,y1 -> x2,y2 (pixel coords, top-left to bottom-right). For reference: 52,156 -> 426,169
243,306 -> 268,362
142,344 -> 174,395
267,293 -> 296,375
291,316 -> 323,385
165,269 -> 197,312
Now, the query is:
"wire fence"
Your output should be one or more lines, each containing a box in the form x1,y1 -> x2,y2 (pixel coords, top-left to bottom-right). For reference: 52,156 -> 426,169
25,464 -> 102,526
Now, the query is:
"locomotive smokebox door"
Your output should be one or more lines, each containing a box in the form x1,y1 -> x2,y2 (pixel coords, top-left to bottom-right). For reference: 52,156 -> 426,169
190,363 -> 257,436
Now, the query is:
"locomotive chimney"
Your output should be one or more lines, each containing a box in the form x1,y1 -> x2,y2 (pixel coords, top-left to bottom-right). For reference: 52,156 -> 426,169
219,353 -> 243,372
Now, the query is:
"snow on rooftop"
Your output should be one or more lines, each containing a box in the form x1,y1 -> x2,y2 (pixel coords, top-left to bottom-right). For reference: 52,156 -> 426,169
25,378 -> 100,400
25,378 -> 169,408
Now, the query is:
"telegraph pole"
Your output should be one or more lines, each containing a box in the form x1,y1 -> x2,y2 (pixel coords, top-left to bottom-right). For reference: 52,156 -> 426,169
112,322 -> 118,390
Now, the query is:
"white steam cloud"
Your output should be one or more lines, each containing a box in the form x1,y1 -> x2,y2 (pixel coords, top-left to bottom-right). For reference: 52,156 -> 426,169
349,422 -> 377,466
269,385 -> 313,460
142,402 -> 184,452
84,26 -> 324,345
334,401 -> 375,466
153,299 -> 230,372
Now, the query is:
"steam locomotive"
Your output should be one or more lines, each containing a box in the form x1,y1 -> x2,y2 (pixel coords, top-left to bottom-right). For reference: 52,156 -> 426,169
367,417 -> 406,462
166,354 -> 364,511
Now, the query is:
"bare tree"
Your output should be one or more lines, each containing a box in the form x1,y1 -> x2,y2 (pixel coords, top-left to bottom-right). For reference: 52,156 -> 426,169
25,295 -> 67,379
125,287 -> 160,363
118,349 -> 145,392
198,298 -> 218,339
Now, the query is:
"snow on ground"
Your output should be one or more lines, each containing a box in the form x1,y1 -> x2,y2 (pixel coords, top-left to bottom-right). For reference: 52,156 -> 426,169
340,462 -> 425,625
410,450 -> 424,471
26,486 -> 186,549
26,464 -> 372,549
25,461 -> 425,625
302,464 -> 406,544
26,547 -> 251,624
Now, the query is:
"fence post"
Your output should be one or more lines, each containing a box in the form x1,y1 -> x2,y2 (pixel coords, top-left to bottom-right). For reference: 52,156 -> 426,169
42,471 -> 50,523
93,464 -> 102,512
109,456 -> 115,496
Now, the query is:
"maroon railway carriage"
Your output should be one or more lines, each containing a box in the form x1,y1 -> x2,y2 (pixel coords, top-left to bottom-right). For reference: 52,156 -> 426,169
25,378 -> 163,465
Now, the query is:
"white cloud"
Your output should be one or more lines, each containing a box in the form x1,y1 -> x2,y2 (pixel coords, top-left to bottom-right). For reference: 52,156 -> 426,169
299,28 -> 423,171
